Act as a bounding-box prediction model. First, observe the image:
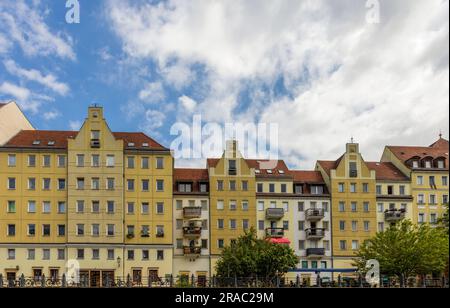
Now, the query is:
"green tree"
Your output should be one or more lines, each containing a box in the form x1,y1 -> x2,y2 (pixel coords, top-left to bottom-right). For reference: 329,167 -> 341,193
438,203 -> 449,233
354,220 -> 449,282
215,228 -> 298,279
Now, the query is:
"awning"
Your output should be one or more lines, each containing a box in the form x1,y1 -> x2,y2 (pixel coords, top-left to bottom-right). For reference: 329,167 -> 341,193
268,237 -> 291,244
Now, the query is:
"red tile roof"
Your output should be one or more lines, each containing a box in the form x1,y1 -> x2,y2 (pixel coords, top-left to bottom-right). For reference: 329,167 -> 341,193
290,170 -> 325,183
316,155 -> 344,176
174,168 -> 209,181
1,130 -> 169,150
386,143 -> 449,170
430,137 -> 449,149
366,162 -> 409,181
206,158 -> 220,168
207,158 -> 291,177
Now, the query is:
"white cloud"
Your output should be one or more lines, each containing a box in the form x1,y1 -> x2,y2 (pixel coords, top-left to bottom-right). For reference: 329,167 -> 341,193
42,110 -> 60,120
0,81 -> 30,101
97,47 -> 113,61
69,120 -> 82,131
0,81 -> 46,112
108,0 -> 449,169
0,0 -> 75,60
138,82 -> 165,104
144,109 -> 166,130
179,95 -> 197,112
3,60 -> 70,95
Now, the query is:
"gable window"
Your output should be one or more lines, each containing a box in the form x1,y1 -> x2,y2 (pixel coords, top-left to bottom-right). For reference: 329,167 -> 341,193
228,160 -> 237,175
349,162 -> 357,177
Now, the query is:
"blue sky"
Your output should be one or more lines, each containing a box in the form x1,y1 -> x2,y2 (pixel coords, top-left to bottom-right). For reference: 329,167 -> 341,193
0,0 -> 449,169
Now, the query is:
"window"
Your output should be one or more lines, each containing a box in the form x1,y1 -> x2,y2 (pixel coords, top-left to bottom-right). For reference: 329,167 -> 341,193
77,178 -> 85,190
417,176 -> 424,185
58,249 -> 65,260
443,195 -> 449,204
218,239 -> 225,249
229,180 -> 236,191
430,194 -> 437,205
228,159 -> 236,175
201,200 -> 208,210
201,239 -> 208,249
322,202 -> 329,212
311,261 -> 318,269
77,249 -> 84,260
8,177 -> 16,190
142,250 -> 149,260
43,178 -> 51,190
43,201 -> 51,213
58,225 -> 65,236
363,202 -> 370,212
156,157 -> 164,169
387,185 -> 394,195
28,155 -> 36,167
281,184 -> 287,193
8,249 -> 16,260
142,203 -> 149,214
258,220 -> 265,230
43,249 -> 50,260
430,213 -> 438,224
28,224 -> 35,236
283,220 -> 289,230
8,154 -> 16,167
258,201 -> 264,211
43,155 -> 51,167
107,178 -> 115,190
338,183 -> 345,193
92,201 -> 100,213
156,180 -> 164,191
242,201 -> 249,211
176,200 -> 183,210
217,219 -> 224,229
362,183 -> 369,193
301,260 -> 308,269
298,221 -> 304,231
443,176 -> 448,186
28,249 -> 35,260
339,221 -> 346,231
351,202 -> 357,212
142,157 -> 149,169
377,203 -> 384,213
7,201 -> 16,213
200,183 -> 208,193
257,183 -> 263,193
340,240 -> 347,250
350,183 -> 357,193
90,154 -> 100,167
92,224 -> 100,236
156,225 -> 164,237
92,249 -> 100,260
107,249 -> 115,260
42,224 -> 50,236
229,200 -> 237,211
425,161 -> 432,168
269,183 -> 275,193
323,221 -> 329,231
141,225 -> 150,237
418,194 -> 425,204
321,261 -> 328,269
106,155 -> 115,167
437,160 -> 445,168
107,224 -> 115,236
412,160 -> 419,168
76,200 -> 84,213
127,179 -> 135,191
283,202 -> 289,212
91,178 -> 100,190
323,241 -> 330,251
295,185 -> 303,194
418,213 -> 425,224
76,154 -> 85,167
77,224 -> 85,236
91,130 -> 100,140
28,178 -> 36,190
339,201 -> 345,212
217,180 -> 224,191
376,185 -> 382,195
269,201 -> 276,209
352,240 -> 359,250
217,200 -> 224,210
156,202 -> 164,214
378,222 -> 384,232
58,155 -> 66,167
157,250 -> 164,260
142,179 -> 150,191
229,219 -> 236,229
349,162 -> 357,177
28,201 -> 36,213
311,185 -> 323,195
364,221 -> 370,232
298,202 -> 304,212
127,225 -> 135,236
127,156 -> 135,169
127,202 -> 135,214
430,176 -> 436,186
58,178 -> 66,190
352,221 -> 358,232
399,185 -> 405,195
242,181 -> 248,191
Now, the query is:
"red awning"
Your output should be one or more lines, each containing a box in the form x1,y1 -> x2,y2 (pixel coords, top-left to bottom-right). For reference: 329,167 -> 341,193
268,238 -> 291,244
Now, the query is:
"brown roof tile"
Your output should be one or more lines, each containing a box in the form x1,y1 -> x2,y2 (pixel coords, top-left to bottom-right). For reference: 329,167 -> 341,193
430,137 -> 449,149
1,130 -> 169,150
387,143 -> 449,170
174,168 -> 209,181
290,170 -> 325,183
316,155 -> 344,176
366,162 -> 409,181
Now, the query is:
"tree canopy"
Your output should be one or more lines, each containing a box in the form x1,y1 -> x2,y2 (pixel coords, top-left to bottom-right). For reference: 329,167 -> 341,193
215,228 -> 298,278
354,220 -> 449,279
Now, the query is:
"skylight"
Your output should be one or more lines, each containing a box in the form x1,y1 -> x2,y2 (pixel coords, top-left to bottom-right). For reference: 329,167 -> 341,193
32,140 -> 40,145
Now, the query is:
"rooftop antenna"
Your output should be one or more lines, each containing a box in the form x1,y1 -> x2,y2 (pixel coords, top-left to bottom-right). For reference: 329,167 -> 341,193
439,130 -> 443,139
351,136 -> 354,143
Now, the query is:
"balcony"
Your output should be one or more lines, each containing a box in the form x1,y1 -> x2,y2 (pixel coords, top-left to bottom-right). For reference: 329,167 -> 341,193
183,207 -> 202,219
384,209 -> 406,222
265,228 -> 284,238
183,246 -> 201,257
265,208 -> 284,220
305,228 -> 325,240
305,208 -> 325,221
306,248 -> 325,258
183,226 -> 202,238
90,139 -> 100,148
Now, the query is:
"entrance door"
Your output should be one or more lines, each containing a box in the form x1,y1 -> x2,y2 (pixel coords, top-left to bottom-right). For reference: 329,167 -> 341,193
79,271 -> 89,287
6,272 -> 16,287
102,271 -> 115,287
33,269 -> 42,284
90,271 -> 101,288
133,270 -> 142,284
149,269 -> 159,285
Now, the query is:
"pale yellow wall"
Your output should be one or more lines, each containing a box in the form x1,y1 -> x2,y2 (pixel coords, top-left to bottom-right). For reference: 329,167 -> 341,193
0,102 -> 34,145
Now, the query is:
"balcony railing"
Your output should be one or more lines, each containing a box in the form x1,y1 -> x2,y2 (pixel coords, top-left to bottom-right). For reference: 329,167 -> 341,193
183,246 -> 201,256
305,209 -> 325,221
265,208 -> 284,220
265,228 -> 284,238
183,207 -> 202,219
384,209 -> 406,222
306,248 -> 325,257
305,228 -> 325,240
183,226 -> 202,237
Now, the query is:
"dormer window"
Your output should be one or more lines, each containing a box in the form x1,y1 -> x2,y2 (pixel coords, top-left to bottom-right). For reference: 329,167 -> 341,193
32,140 -> 40,145
424,161 -> 432,169
267,170 -> 273,174
412,160 -> 419,168
128,142 -> 135,147
48,141 -> 55,146
279,170 -> 285,174
255,169 -> 261,174
142,143 -> 149,147
437,160 -> 445,169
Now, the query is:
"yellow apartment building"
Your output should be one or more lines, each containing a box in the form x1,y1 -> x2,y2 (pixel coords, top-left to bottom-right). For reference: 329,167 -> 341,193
316,142 -> 377,273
